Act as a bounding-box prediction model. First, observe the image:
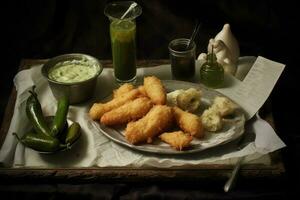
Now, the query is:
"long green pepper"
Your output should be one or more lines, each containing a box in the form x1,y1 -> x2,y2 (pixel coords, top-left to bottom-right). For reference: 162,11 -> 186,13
65,122 -> 81,145
51,95 -> 69,137
25,86 -> 53,137
13,132 -> 66,152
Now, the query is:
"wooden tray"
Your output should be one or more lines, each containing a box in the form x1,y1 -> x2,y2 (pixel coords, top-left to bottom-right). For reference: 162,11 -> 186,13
0,59 -> 285,182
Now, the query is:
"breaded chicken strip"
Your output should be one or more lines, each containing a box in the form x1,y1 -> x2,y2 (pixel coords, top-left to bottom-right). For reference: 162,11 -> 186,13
100,97 -> 153,126
125,105 -> 173,144
159,131 -> 193,151
89,89 -> 140,120
144,76 -> 166,105
113,83 -> 134,99
173,107 -> 204,138
137,85 -> 147,97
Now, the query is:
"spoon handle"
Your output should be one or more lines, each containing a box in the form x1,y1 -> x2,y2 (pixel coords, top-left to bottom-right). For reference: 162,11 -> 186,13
187,21 -> 201,49
224,156 -> 245,192
120,2 -> 137,20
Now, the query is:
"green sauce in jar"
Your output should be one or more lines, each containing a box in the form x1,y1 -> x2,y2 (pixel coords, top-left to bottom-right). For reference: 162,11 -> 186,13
48,60 -> 98,83
200,51 -> 224,88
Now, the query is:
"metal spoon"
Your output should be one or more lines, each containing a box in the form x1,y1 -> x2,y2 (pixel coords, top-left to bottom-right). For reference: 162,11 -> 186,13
120,2 -> 137,20
224,134 -> 249,192
186,21 -> 201,50
224,156 -> 245,192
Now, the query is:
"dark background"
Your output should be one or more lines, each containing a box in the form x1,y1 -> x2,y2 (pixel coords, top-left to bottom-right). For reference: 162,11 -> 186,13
1,0 -> 300,199
0,0 -> 295,122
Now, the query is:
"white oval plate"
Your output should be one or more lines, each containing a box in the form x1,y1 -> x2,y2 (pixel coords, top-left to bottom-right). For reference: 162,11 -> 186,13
92,80 -> 246,155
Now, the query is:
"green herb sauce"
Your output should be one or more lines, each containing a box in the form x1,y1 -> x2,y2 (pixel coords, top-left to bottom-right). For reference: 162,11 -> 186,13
49,61 -> 98,83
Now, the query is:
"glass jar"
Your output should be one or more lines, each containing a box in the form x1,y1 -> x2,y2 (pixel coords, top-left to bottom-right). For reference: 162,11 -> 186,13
168,38 -> 196,81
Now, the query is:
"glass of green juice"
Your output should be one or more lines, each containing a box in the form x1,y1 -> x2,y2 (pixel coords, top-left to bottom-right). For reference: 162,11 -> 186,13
104,1 -> 142,84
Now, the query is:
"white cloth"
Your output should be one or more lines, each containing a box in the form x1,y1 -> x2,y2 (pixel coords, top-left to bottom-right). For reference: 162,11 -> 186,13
0,57 -> 286,168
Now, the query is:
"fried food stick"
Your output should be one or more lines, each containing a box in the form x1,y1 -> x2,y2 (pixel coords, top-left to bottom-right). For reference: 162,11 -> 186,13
137,85 -> 147,97
100,97 -> 153,126
113,83 -> 134,99
173,107 -> 204,138
89,89 -> 140,120
144,76 -> 166,105
159,131 -> 193,151
125,105 -> 173,144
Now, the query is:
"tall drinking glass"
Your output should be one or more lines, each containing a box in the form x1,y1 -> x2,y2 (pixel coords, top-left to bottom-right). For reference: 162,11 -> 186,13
104,1 -> 142,84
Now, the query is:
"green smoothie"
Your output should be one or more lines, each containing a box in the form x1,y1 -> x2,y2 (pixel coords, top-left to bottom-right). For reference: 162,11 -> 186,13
110,20 -> 136,82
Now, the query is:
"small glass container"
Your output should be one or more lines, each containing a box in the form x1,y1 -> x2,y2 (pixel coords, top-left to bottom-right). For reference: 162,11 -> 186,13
104,1 -> 142,84
168,38 -> 196,81
200,49 -> 224,88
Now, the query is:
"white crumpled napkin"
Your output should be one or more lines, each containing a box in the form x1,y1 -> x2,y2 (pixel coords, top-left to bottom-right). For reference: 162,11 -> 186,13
0,57 -> 286,168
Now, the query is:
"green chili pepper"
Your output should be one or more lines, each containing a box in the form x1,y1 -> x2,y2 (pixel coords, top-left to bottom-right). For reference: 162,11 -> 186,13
13,132 -> 66,152
26,86 -> 52,137
65,122 -> 81,145
51,95 -> 69,137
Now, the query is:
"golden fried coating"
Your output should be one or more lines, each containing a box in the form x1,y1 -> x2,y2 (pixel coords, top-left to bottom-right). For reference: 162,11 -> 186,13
144,76 -> 166,105
89,89 -> 140,120
125,105 -> 173,144
113,83 -> 135,99
159,131 -> 193,151
137,85 -> 147,97
100,97 -> 153,126
173,107 -> 204,138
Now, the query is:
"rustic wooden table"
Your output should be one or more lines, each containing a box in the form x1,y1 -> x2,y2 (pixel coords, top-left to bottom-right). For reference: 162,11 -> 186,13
0,59 -> 285,183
